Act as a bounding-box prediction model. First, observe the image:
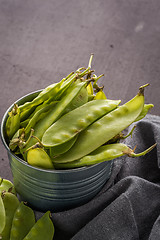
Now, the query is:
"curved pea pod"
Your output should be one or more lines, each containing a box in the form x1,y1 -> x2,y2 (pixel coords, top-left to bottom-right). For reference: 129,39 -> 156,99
49,135 -> 78,157
134,103 -> 154,122
42,99 -> 121,148
53,84 -> 148,163
1,192 -> 19,240
19,80 -> 62,113
94,89 -> 107,100
0,177 -> 16,195
25,101 -> 57,136
19,67 -> 91,121
54,143 -> 157,169
64,85 -> 88,113
10,202 -> 35,240
5,104 -> 20,140
22,80 -> 88,155
27,147 -> 54,169
23,211 -> 54,240
0,195 -> 5,236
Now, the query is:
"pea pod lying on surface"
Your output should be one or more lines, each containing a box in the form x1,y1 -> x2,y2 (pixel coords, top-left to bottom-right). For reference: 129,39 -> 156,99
0,177 -> 16,194
5,104 -> 20,140
1,192 -> 20,240
53,84 -> 147,163
0,195 -> 5,236
10,202 -> 36,240
19,66 -> 92,122
54,143 -> 157,169
23,211 -> 54,240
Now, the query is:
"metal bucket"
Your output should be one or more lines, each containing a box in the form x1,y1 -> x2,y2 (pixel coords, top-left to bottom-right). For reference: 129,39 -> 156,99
1,90 -> 113,212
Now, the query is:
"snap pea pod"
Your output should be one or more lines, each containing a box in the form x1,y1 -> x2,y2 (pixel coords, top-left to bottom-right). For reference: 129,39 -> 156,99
42,99 -> 121,148
54,143 -> 156,169
49,135 -> 78,156
94,89 -> 107,100
19,72 -> 72,122
19,66 -> 91,119
1,192 -> 20,240
53,84 -> 147,163
0,177 -> 16,194
0,195 -> 5,236
23,211 -> 54,240
27,147 -> 54,169
22,81 -> 88,155
19,80 -> 62,113
5,104 -> 20,139
55,67 -> 91,101
134,103 -> 154,122
25,101 -> 57,136
10,202 -> 35,240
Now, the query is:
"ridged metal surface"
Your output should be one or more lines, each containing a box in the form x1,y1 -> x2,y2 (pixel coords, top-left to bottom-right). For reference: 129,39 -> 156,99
1,91 -> 113,212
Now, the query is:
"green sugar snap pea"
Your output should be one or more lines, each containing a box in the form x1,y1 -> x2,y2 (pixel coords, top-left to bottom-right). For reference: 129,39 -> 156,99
42,99 -> 121,148
23,211 -> 54,240
0,195 -> 5,236
53,85 -> 147,163
5,104 -> 20,140
54,143 -> 156,169
19,80 -> 62,114
49,135 -> 78,156
27,147 -> 54,169
10,202 -> 35,240
25,101 -> 57,136
0,177 -> 16,194
1,192 -> 19,240
22,80 -> 88,155
134,103 -> 154,122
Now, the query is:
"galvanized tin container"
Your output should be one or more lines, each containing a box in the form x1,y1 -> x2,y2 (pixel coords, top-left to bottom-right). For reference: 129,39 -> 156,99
1,90 -> 113,212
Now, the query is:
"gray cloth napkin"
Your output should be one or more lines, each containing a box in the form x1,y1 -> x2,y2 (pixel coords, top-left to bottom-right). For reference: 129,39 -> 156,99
36,114 -> 160,240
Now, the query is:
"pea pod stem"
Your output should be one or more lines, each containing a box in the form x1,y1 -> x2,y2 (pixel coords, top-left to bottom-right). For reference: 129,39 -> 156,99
123,143 -> 157,157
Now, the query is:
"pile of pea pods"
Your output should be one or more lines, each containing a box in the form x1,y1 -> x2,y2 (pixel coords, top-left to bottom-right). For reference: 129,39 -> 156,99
0,177 -> 54,240
5,54 -> 156,170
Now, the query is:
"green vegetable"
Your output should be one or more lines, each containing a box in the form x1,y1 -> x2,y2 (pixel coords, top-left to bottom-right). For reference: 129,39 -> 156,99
23,211 -> 54,240
10,202 -> 35,240
53,85 -> 147,163
0,195 -> 5,236
54,143 -> 156,169
27,147 -> 54,169
1,192 -> 19,240
42,99 -> 121,148
5,104 -> 20,139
